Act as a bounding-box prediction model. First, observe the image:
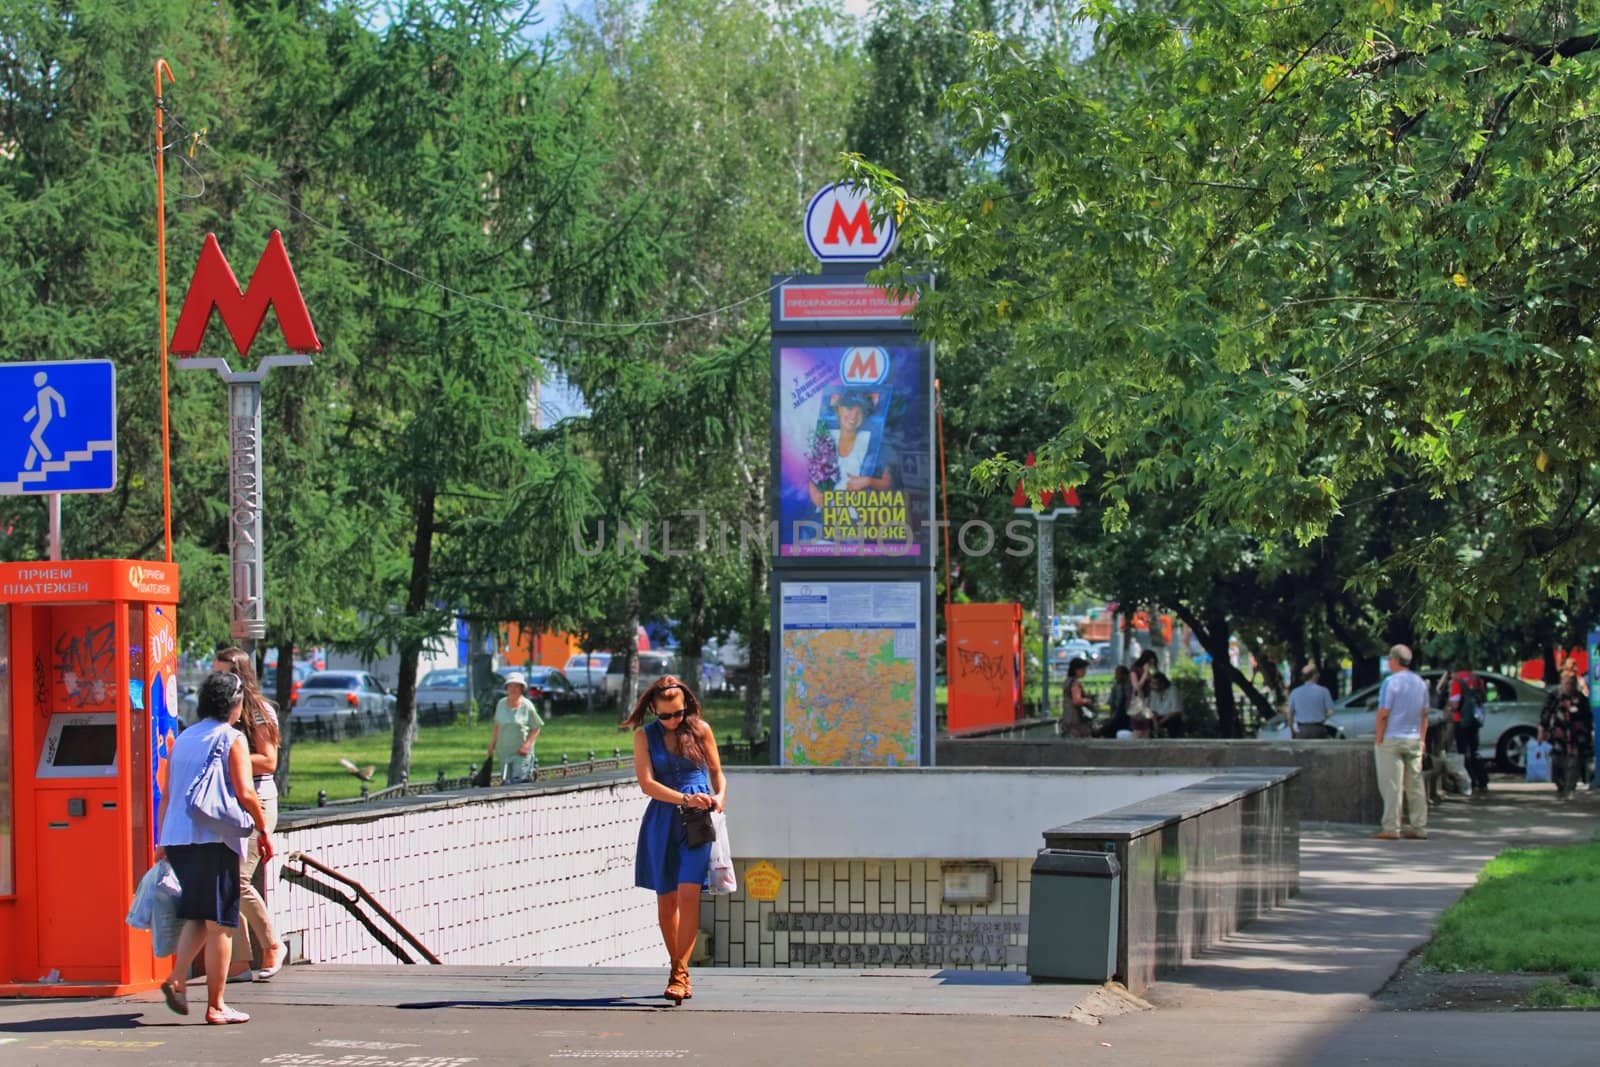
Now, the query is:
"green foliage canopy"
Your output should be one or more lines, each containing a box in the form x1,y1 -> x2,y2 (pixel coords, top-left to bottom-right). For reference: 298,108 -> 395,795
860,1 -> 1600,627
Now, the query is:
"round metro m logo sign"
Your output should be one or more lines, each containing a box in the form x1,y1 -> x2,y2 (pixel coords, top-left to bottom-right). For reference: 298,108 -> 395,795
805,183 -> 898,265
840,346 -> 890,385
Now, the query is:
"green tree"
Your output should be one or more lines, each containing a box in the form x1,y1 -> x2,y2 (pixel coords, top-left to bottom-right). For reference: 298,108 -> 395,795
857,1 -> 1600,630
332,0 -> 624,785
563,0 -> 862,734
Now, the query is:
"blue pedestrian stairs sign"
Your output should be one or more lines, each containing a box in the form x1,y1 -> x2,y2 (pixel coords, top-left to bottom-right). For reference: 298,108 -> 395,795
0,359 -> 117,496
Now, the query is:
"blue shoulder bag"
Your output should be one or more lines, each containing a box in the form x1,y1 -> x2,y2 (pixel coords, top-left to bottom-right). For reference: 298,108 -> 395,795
185,730 -> 256,837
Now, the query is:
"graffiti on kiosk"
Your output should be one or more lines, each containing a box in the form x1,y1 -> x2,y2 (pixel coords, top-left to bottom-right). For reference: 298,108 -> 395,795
54,620 -> 115,708
33,655 -> 48,720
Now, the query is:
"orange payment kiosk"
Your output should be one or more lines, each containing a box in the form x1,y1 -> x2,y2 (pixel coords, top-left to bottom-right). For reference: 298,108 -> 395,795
945,603 -> 1024,733
0,559 -> 180,996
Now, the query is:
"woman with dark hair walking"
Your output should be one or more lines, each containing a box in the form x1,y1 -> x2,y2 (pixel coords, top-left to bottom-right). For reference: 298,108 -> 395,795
156,671 -> 270,1024
1060,658 -> 1095,737
623,675 -> 726,1005
212,647 -> 286,982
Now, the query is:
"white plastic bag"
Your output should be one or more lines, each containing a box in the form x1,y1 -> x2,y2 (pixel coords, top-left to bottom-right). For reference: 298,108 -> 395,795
126,864 -> 162,930
708,810 -> 736,894
151,866 -> 183,957
126,860 -> 183,957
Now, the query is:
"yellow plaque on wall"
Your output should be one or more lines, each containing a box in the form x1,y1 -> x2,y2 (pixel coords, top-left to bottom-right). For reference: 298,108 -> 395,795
745,860 -> 783,902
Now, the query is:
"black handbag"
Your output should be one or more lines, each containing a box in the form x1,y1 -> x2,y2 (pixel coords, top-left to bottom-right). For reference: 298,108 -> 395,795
679,804 -> 716,847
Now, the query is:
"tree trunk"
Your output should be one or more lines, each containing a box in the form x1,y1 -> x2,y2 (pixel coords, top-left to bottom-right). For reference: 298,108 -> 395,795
1239,632 -> 1287,711
743,534 -> 768,743
1171,602 -> 1274,736
1173,602 -> 1232,736
272,640 -> 294,796
387,490 -> 434,787
679,561 -> 707,701
1324,593 -> 1381,691
1287,628 -> 1307,692
621,582 -> 641,717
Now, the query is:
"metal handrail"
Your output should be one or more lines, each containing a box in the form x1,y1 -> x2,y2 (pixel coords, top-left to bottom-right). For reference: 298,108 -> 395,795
281,850 -> 441,965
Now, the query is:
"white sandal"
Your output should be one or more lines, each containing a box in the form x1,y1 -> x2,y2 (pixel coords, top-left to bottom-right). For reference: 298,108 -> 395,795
255,943 -> 286,981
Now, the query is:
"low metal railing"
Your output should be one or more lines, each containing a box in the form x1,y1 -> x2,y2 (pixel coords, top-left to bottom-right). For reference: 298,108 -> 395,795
304,733 -> 770,808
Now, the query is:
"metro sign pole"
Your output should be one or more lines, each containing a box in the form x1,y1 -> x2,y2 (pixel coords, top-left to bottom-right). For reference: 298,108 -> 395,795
170,229 -> 320,651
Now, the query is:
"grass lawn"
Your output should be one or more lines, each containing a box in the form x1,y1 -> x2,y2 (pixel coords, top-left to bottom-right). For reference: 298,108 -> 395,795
281,696 -> 764,806
1423,843 -> 1600,1006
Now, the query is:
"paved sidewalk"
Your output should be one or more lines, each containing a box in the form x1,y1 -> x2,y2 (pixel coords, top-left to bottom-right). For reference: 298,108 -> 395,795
0,782 -> 1595,1066
1083,781 -> 1600,1065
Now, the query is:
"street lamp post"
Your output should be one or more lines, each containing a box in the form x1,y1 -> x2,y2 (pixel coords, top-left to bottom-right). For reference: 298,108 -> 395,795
1012,453 -> 1079,724
1029,508 -> 1074,722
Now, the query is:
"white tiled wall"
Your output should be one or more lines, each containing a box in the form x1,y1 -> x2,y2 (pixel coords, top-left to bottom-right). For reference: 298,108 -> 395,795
269,781 -> 663,966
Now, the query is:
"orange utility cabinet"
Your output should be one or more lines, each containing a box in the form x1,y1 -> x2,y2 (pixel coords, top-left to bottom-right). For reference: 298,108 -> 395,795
0,559 -> 180,997
945,603 -> 1024,733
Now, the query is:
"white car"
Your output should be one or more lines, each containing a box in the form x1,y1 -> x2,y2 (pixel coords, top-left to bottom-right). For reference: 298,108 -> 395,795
1260,670 -> 1547,772
291,670 -> 397,724
562,654 -> 611,699
602,652 -> 676,704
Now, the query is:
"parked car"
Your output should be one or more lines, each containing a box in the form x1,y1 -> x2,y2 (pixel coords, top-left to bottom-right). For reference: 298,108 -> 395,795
291,671 -> 397,723
562,654 -> 611,700
522,666 -> 585,717
1258,670 -> 1546,771
1054,639 -> 1100,667
178,683 -> 199,726
706,635 -> 759,690
602,651 -> 676,704
415,668 -> 507,713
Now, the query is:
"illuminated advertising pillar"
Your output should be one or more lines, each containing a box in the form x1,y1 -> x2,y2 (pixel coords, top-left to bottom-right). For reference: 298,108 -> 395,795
770,183 -> 936,766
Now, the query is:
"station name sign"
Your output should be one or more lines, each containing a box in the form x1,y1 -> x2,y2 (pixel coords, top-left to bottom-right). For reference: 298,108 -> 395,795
768,911 -> 1025,964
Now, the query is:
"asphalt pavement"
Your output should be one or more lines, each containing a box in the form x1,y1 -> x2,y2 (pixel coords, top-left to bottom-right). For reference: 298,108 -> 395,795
1,781 -> 1596,1066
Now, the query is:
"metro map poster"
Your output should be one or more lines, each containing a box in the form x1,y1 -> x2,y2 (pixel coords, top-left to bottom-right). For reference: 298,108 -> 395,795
778,581 -> 920,766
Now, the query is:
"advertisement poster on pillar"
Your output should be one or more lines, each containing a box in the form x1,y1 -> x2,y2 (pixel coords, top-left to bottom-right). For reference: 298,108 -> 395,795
777,341 -> 932,561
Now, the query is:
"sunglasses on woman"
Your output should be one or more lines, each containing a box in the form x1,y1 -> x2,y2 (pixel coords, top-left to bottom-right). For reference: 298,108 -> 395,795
656,709 -> 685,722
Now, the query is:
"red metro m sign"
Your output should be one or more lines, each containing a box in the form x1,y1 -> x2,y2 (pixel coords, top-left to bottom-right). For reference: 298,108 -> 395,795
170,230 -> 321,357
1012,453 -> 1080,514
804,183 -> 897,266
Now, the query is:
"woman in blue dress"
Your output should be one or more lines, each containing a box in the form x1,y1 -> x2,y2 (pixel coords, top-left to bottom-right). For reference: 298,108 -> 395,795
626,675 -> 726,1005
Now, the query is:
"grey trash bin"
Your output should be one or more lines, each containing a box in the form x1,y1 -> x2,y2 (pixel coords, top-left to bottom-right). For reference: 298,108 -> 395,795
1026,849 -> 1121,982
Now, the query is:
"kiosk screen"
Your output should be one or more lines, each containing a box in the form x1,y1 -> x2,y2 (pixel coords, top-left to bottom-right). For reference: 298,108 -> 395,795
37,713 -> 119,778
54,724 -> 118,767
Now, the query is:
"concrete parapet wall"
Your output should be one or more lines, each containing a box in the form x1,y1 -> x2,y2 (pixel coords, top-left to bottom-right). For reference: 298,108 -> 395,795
272,776 -> 660,967
938,738 -> 1379,825
723,767 -> 1207,859
700,767 -> 1298,978
265,765 -> 1300,986
1043,769 -> 1300,993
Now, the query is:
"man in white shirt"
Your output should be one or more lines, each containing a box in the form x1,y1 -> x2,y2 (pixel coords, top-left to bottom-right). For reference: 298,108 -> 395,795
1287,665 -> 1335,738
1373,644 -> 1431,840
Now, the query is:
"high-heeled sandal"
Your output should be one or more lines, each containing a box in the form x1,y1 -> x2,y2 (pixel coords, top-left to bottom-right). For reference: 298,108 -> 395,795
680,966 -> 692,1000
663,967 -> 687,1006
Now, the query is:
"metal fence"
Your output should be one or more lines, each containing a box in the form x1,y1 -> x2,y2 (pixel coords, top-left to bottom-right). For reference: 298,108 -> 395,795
306,732 -> 771,808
